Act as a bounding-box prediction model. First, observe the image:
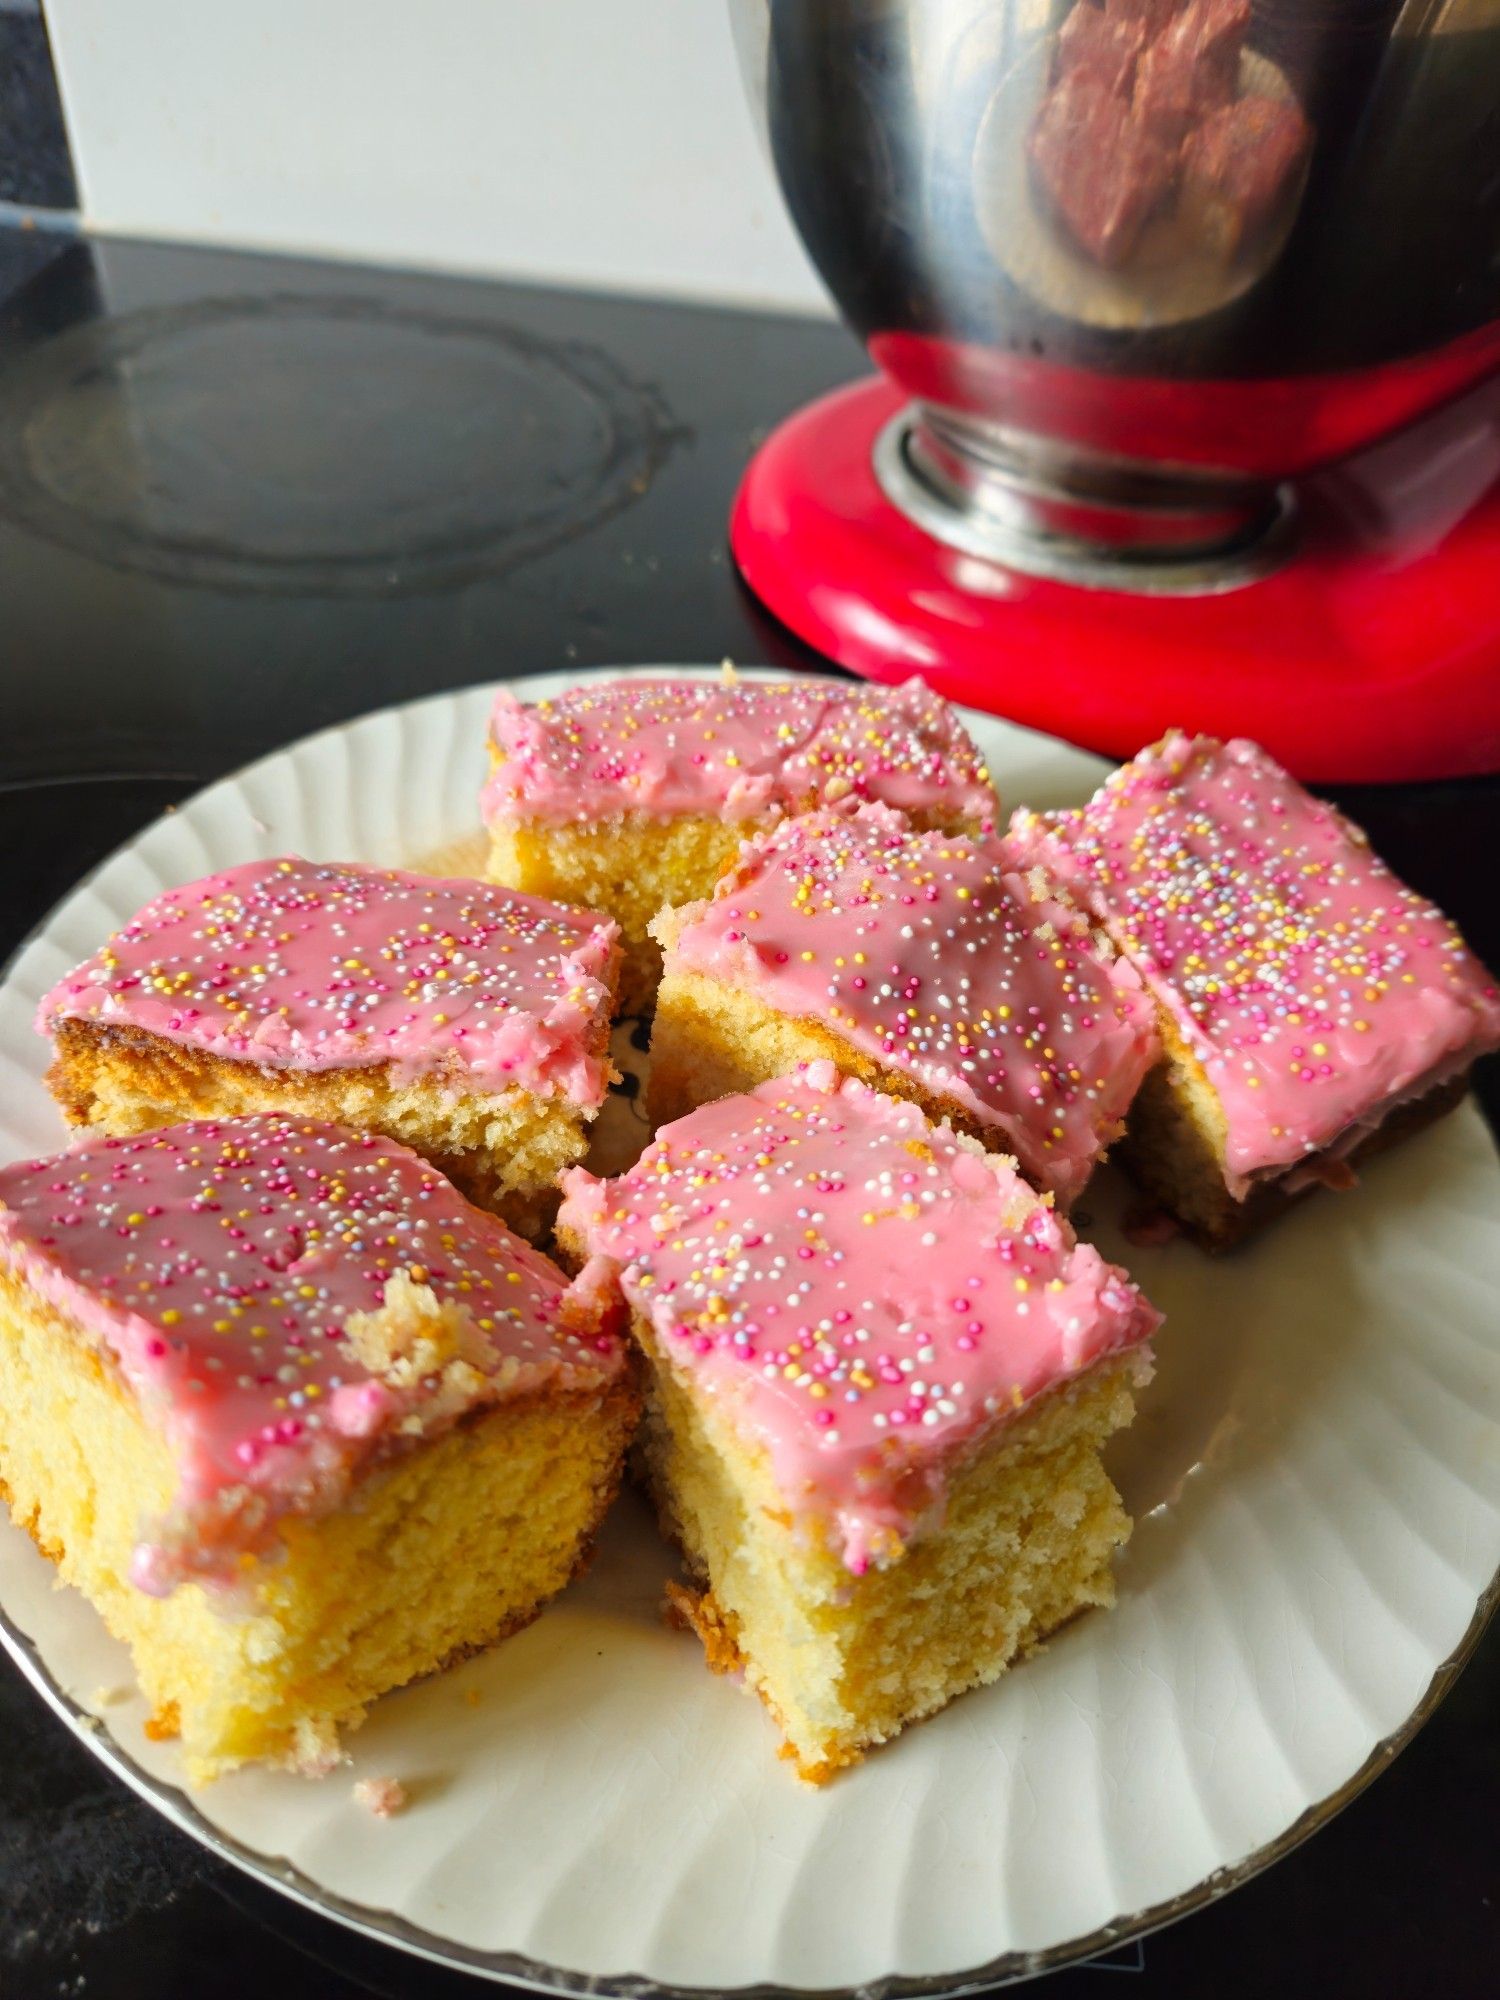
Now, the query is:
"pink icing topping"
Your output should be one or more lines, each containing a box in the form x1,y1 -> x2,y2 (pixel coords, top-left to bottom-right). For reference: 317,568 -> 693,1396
40,859 -> 618,1105
1005,732 -> 1500,1188
661,802 -> 1158,1203
559,1067 -> 1158,1573
480,674 -> 996,828
0,1116 -> 622,1594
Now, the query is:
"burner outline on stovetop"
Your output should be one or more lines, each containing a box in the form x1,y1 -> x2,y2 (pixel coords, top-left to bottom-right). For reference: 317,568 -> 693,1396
0,292 -> 684,596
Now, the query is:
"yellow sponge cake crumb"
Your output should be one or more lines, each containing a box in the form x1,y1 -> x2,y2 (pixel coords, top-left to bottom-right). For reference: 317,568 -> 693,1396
559,1066 -> 1157,1778
0,1116 -> 637,1780
481,673 -> 997,1016
38,858 -> 621,1241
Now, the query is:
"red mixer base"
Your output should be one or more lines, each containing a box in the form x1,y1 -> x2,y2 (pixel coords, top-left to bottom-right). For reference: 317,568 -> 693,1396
729,376 -> 1500,783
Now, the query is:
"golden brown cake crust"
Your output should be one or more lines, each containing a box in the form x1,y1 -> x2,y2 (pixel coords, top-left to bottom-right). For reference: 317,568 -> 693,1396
43,1016 -> 612,1232
1119,1041 -> 1473,1251
661,1578 -> 846,1784
48,1015 -> 393,1123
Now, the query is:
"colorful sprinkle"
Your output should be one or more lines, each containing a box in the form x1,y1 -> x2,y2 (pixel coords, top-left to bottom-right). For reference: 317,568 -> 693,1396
559,1067 -> 1158,1574
0,1117 -> 621,1593
40,859 -> 618,1104
664,802 -> 1157,1202
481,674 -> 996,829
1006,733 -> 1500,1188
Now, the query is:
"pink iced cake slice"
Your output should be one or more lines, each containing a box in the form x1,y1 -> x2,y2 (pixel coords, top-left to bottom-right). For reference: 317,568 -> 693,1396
39,857 -> 621,1235
648,799 -> 1158,1205
1006,731 -> 1500,1245
558,1065 -> 1159,1779
481,670 -> 997,1012
0,1114 -> 636,1779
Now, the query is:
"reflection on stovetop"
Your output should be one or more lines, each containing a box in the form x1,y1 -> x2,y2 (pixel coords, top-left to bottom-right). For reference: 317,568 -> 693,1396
0,227 -> 1495,2000
0,290 -> 682,597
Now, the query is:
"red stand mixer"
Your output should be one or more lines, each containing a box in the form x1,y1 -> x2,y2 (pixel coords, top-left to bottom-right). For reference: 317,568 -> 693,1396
727,0 -> 1500,781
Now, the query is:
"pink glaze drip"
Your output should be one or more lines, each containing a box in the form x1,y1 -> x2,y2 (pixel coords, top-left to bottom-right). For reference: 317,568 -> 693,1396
663,803 -> 1158,1203
39,859 -> 618,1105
480,675 -> 996,828
0,1117 -> 623,1593
1005,733 -> 1500,1189
559,1067 -> 1158,1573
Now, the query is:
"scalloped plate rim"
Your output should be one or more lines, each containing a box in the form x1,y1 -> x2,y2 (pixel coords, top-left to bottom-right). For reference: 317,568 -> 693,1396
0,665 -> 1496,1997
2,1569 -> 1495,2000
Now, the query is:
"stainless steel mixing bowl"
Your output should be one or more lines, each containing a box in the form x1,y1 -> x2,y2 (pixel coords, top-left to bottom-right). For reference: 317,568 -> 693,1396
729,0 -> 1500,587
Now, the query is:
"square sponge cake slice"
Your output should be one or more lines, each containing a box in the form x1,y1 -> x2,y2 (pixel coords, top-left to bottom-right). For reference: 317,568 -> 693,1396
558,1065 -> 1159,1780
648,800 -> 1158,1207
0,1115 -> 637,1781
1005,732 -> 1500,1247
481,671 -> 998,1015
38,858 -> 621,1240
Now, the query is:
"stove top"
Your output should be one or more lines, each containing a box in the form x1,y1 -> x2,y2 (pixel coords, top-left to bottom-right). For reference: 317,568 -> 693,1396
0,288 -> 683,596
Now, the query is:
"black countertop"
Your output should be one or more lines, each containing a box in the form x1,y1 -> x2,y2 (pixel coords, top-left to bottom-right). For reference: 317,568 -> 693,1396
0,228 -> 1495,2000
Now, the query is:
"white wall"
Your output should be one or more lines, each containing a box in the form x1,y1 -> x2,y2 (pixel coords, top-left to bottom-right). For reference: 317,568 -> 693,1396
43,0 -> 832,315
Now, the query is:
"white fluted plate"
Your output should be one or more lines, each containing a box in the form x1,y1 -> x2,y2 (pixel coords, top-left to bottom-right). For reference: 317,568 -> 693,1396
1,668 -> 1498,1996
